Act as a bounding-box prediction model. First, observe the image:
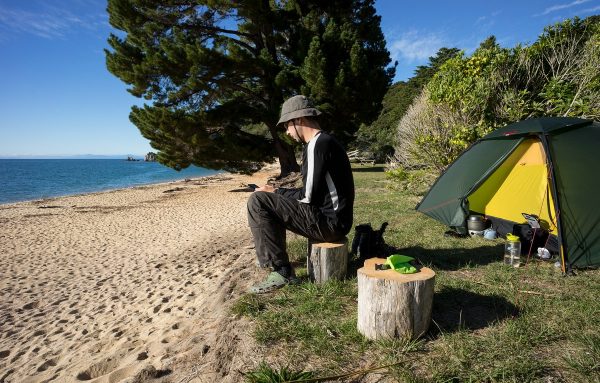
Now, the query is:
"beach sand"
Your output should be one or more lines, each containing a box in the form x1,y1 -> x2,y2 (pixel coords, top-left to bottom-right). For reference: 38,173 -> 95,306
0,171 -> 277,382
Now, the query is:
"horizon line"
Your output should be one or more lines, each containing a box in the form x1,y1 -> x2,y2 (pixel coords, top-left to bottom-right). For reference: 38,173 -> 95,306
0,154 -> 153,159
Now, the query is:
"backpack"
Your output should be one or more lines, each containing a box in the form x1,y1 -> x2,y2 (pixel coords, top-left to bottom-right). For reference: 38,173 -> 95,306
512,213 -> 557,255
351,222 -> 388,260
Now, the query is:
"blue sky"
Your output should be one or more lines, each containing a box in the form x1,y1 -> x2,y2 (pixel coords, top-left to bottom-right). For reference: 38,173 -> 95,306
0,0 -> 598,157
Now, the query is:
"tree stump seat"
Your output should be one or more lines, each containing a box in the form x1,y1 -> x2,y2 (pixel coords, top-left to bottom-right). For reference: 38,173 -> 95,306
307,237 -> 348,284
357,258 -> 435,340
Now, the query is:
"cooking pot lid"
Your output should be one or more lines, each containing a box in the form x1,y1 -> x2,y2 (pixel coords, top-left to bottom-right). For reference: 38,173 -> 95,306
468,215 -> 485,221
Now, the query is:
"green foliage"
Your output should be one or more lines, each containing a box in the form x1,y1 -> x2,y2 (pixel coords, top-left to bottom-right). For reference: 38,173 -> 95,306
106,0 -> 394,174
397,16 -> 599,169
427,44 -> 510,140
385,167 -> 409,182
244,363 -> 315,383
385,167 -> 436,194
394,90 -> 465,171
524,17 -> 600,118
231,294 -> 266,317
355,48 -> 459,161
538,78 -> 579,115
412,48 -> 463,89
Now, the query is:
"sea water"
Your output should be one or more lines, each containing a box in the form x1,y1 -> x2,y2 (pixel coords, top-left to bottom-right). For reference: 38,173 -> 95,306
0,159 -> 222,204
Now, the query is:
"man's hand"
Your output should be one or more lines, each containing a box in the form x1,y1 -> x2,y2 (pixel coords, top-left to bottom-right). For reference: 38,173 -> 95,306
256,184 -> 277,193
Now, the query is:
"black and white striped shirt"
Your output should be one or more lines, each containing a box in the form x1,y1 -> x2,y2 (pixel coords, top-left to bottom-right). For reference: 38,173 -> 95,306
276,131 -> 355,233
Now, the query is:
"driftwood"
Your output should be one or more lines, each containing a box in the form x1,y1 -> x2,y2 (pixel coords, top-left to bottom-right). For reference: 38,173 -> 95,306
357,258 -> 435,340
307,238 -> 348,284
347,150 -> 375,165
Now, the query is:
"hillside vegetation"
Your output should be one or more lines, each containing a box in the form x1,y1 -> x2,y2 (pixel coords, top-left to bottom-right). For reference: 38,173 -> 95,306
358,17 -> 599,171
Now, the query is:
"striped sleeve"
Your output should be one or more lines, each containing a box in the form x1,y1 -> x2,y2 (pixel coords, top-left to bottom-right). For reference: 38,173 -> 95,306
298,134 -> 323,204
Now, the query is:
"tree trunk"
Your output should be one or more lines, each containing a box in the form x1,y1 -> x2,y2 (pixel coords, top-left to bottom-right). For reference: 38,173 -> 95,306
259,7 -> 299,179
269,124 -> 299,177
307,238 -> 348,284
357,258 -> 435,340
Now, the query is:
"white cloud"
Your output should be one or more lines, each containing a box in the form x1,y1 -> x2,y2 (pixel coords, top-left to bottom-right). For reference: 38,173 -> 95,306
475,16 -> 488,26
475,10 -> 502,28
0,8 -> 68,38
0,3 -> 105,40
538,0 -> 592,16
580,4 -> 600,13
388,30 -> 445,63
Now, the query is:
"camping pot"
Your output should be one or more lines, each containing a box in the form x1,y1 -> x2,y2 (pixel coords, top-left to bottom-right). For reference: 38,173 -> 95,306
467,215 -> 486,232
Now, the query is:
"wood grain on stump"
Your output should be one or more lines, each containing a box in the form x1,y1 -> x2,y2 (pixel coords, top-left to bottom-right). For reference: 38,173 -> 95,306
357,258 -> 435,340
307,238 -> 348,284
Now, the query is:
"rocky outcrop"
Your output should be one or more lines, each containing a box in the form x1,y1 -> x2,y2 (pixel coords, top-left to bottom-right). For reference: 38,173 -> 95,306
145,152 -> 157,162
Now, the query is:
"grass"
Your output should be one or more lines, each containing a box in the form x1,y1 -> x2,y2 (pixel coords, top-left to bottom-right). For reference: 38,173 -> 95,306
243,363 -> 315,383
233,164 -> 600,382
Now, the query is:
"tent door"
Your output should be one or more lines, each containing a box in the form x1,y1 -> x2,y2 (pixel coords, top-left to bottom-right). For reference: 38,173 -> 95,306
467,138 -> 557,234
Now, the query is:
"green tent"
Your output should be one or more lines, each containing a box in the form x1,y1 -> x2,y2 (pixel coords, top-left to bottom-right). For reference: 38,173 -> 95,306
416,117 -> 599,272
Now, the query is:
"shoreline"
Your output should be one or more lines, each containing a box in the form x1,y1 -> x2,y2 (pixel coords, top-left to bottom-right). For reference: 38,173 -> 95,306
0,168 -> 276,382
0,172 -> 226,207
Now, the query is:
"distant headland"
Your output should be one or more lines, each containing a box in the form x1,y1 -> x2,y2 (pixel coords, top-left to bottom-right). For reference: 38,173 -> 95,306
126,152 -> 157,162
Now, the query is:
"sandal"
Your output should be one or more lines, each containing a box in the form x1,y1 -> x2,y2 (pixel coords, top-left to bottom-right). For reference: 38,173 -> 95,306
249,271 -> 296,294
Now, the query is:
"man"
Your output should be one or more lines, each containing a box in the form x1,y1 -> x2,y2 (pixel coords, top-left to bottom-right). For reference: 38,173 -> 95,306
247,95 -> 355,293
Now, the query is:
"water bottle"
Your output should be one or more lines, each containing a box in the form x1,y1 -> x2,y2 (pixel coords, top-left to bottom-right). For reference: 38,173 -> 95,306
504,234 -> 521,267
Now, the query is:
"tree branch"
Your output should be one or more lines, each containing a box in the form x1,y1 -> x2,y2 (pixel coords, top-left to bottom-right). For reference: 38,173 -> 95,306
182,23 -> 253,39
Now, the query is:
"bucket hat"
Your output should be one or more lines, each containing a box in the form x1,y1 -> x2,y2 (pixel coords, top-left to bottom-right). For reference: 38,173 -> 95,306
277,95 -> 322,126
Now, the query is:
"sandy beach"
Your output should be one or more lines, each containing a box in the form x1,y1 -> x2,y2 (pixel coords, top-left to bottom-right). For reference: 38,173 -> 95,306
0,171 -> 276,382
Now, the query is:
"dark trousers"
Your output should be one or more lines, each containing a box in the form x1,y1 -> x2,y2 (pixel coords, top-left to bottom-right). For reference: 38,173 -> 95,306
247,191 -> 345,269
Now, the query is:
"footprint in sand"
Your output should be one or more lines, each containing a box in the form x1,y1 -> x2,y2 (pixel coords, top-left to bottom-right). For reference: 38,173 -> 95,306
137,351 -> 148,360
76,358 -> 120,381
23,301 -> 39,310
0,350 -> 9,358
10,348 -> 26,363
37,357 -> 58,372
51,298 -> 67,306
110,327 -> 123,338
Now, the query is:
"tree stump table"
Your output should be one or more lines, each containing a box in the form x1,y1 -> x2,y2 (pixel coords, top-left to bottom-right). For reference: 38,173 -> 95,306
357,258 -> 435,340
307,237 -> 348,284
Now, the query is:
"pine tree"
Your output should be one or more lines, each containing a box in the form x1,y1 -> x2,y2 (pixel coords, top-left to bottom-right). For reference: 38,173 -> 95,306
106,0 -> 394,174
